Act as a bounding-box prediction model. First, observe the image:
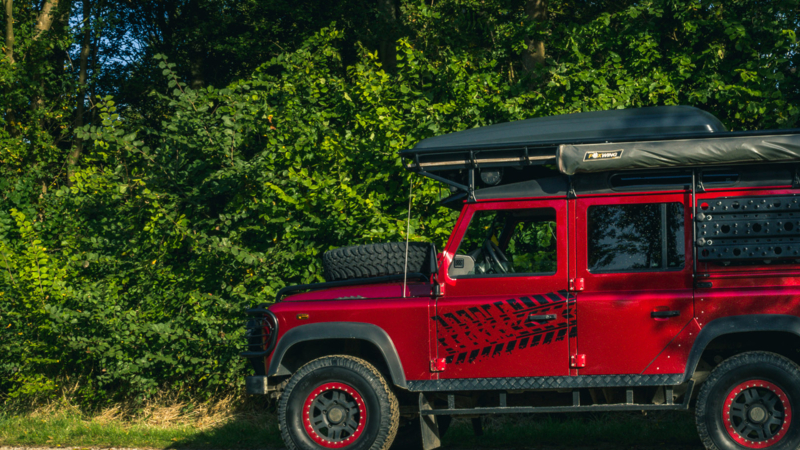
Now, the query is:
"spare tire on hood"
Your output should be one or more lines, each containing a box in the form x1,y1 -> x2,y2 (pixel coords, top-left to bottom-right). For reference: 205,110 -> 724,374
322,242 -> 437,282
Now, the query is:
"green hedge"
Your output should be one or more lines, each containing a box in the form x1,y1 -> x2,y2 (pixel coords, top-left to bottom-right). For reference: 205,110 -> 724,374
2,0 -> 799,405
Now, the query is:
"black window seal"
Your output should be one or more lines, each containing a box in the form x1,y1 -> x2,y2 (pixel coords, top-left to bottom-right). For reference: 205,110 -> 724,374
587,265 -> 685,275
453,271 -> 558,280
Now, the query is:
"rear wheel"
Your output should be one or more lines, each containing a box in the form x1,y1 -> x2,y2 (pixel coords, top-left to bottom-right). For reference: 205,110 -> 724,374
278,355 -> 400,450
696,351 -> 800,450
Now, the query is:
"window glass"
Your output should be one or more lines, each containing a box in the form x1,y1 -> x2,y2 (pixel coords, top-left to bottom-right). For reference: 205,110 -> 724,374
588,202 -> 685,273
450,208 -> 557,278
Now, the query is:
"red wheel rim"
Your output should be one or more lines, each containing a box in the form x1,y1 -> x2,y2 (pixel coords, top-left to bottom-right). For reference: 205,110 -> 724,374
302,382 -> 367,448
723,379 -> 792,448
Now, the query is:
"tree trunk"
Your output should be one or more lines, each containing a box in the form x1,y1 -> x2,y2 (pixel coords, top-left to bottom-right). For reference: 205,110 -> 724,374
68,0 -> 90,179
29,0 -> 61,117
3,0 -> 13,63
33,0 -> 59,40
522,0 -> 548,73
376,0 -> 397,72
3,0 -> 16,134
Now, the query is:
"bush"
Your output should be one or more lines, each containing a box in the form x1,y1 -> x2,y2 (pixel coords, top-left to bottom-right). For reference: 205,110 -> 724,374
3,0 -> 800,405
0,27 -> 533,404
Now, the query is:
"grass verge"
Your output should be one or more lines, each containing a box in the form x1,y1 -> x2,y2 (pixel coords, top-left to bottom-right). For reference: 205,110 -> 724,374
0,411 -> 283,449
0,394 -> 283,449
0,407 -> 702,449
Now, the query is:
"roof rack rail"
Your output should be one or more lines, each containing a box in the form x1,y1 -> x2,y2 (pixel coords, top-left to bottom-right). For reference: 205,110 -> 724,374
401,106 -> 800,195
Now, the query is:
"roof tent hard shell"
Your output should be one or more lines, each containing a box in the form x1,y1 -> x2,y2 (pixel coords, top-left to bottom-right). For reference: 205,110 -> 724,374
400,106 -> 800,179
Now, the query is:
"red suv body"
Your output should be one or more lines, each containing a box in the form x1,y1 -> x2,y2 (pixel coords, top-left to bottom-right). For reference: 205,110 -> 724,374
244,106 -> 800,450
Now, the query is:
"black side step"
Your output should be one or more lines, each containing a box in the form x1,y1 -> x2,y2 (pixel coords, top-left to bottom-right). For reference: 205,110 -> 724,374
419,380 -> 694,417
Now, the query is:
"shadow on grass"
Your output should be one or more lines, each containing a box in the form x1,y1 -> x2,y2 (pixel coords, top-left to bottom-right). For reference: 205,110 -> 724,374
165,414 -> 284,449
169,410 -> 704,450
439,411 -> 704,450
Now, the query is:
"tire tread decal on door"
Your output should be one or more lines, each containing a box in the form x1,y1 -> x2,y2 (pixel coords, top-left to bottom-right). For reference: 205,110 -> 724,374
433,291 -> 576,365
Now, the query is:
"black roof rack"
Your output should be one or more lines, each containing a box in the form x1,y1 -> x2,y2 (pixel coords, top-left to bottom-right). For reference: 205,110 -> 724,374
401,106 -> 800,199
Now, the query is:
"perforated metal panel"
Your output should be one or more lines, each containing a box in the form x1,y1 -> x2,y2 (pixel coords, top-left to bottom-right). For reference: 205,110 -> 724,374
696,195 -> 800,262
406,374 -> 684,392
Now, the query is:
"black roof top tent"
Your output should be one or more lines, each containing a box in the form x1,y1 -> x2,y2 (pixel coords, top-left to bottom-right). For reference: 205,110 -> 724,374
400,106 -> 800,200
404,106 -> 727,155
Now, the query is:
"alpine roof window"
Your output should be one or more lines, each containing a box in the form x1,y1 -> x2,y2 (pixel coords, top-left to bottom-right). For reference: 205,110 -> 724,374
609,172 -> 691,190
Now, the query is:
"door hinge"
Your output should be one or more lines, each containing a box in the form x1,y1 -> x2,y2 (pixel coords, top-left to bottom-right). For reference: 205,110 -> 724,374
569,278 -> 584,291
570,354 -> 586,368
430,358 -> 447,372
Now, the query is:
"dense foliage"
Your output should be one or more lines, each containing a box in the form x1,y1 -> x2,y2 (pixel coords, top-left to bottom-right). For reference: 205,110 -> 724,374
1,0 -> 799,405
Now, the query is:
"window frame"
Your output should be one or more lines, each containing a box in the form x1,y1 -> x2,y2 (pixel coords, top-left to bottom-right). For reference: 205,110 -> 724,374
575,192 -> 694,293
449,206 -> 559,279
441,199 -> 569,299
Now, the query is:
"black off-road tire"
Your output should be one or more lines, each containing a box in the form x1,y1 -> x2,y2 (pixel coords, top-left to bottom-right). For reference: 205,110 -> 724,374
322,243 -> 434,282
696,351 -> 800,450
278,355 -> 400,450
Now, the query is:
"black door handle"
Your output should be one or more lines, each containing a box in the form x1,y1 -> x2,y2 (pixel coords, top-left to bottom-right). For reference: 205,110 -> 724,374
528,314 -> 557,322
651,310 -> 680,319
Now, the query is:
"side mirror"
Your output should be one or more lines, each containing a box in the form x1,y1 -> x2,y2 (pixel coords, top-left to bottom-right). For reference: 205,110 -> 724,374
449,254 -> 475,278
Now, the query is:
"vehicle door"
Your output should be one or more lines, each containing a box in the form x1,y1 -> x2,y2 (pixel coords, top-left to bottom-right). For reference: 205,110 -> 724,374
435,198 -> 571,379
573,193 -> 694,376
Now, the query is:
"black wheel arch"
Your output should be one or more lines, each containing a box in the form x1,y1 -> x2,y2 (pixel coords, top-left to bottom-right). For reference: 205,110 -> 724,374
268,322 -> 408,389
683,314 -> 800,382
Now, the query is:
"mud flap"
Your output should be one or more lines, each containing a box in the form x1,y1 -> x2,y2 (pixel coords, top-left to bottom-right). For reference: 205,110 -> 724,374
245,375 -> 268,394
419,393 -> 442,450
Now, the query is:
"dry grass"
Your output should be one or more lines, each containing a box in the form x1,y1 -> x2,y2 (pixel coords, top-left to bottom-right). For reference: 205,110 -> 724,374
90,393 -> 245,430
11,380 -> 270,431
0,387 -> 282,449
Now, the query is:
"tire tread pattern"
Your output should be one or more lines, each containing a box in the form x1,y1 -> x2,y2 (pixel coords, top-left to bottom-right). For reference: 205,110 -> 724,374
278,355 -> 400,450
323,242 -> 434,282
695,351 -> 800,450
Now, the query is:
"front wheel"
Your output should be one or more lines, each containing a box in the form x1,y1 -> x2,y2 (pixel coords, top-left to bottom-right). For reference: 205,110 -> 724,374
696,351 -> 800,450
278,355 -> 400,450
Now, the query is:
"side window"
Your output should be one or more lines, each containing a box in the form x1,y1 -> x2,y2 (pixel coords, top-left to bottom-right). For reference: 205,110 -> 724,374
449,208 -> 557,278
587,202 -> 685,273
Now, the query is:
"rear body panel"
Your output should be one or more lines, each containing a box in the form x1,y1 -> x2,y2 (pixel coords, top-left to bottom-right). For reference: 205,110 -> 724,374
692,187 -> 800,340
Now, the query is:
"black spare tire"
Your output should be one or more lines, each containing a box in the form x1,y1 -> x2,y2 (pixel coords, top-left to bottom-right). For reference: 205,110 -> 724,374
323,242 -> 436,282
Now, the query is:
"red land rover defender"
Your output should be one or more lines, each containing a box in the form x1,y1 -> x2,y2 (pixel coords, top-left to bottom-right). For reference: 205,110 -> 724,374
243,106 -> 800,450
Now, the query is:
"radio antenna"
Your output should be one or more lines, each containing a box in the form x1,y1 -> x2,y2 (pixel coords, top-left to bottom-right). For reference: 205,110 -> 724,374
402,181 -> 413,298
